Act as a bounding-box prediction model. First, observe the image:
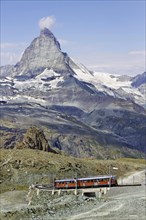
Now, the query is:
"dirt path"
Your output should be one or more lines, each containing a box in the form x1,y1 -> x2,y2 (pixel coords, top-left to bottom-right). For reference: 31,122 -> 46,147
0,191 -> 28,212
118,169 -> 145,185
67,170 -> 146,220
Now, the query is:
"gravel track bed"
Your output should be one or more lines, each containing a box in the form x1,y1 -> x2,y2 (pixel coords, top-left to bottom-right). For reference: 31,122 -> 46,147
0,170 -> 145,220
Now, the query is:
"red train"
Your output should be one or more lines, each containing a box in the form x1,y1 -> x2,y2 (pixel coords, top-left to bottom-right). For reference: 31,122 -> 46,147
54,175 -> 118,189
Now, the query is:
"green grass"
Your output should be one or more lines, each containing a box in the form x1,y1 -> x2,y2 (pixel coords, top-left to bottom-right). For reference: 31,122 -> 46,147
0,148 -> 145,193
0,184 -> 28,194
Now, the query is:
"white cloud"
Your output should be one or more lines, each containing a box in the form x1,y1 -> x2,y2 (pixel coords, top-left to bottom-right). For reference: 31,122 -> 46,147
128,50 -> 146,56
0,43 -> 17,49
38,16 -> 56,30
0,42 -> 27,49
58,39 -> 78,47
58,39 -> 69,46
1,42 -> 28,66
81,51 -> 145,76
1,52 -> 21,65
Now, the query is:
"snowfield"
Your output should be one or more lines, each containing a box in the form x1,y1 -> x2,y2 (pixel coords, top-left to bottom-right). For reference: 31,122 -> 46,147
72,63 -> 145,106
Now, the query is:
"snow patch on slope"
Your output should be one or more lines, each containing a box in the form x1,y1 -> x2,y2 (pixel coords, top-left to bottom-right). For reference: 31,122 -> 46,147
35,68 -> 60,79
14,68 -> 64,91
72,62 -> 145,105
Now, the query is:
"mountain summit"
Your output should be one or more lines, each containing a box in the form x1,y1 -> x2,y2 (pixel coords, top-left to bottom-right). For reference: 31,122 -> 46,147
40,27 -> 57,38
13,28 -> 72,79
39,27 -> 61,51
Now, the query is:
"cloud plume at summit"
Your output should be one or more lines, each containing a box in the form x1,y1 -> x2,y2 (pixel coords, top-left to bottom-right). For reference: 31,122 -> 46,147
38,16 -> 56,30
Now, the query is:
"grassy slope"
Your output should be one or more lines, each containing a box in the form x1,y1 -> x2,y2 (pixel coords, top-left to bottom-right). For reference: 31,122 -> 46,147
0,149 -> 145,193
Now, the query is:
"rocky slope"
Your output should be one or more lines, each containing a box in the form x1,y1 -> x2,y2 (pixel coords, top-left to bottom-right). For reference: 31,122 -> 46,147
0,28 -> 146,158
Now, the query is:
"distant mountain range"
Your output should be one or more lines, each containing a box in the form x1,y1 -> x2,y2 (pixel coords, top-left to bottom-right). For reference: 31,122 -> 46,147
0,28 -> 145,159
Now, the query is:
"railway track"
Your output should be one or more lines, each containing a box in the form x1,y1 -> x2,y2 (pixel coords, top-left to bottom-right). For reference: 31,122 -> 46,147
115,183 -> 142,187
32,184 -> 54,190
32,183 -> 142,190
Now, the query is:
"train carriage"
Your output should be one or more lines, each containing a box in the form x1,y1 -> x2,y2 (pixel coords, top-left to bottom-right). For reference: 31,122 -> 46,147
54,178 -> 77,189
54,175 -> 118,189
77,175 -> 118,188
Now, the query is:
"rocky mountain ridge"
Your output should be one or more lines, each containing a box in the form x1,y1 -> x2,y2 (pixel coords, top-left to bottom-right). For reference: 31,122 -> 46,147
0,28 -> 146,158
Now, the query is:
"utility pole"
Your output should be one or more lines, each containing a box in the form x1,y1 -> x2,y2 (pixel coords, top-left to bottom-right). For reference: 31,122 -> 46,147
53,174 -> 54,190
109,165 -> 118,188
76,173 -> 78,192
109,165 -> 111,188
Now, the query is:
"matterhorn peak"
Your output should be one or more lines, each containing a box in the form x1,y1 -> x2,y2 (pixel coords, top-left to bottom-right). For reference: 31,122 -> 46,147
39,27 -> 61,50
40,27 -> 55,38
11,27 -> 72,78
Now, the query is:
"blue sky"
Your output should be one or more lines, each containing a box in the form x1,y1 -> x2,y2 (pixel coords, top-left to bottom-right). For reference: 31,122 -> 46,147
1,0 -> 145,75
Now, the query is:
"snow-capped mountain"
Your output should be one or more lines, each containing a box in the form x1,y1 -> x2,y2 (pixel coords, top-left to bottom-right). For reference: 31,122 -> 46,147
0,28 -> 146,158
69,61 -> 145,107
0,27 -> 145,108
131,72 -> 146,88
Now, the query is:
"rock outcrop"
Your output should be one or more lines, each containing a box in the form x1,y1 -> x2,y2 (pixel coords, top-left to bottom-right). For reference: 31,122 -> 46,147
16,126 -> 57,153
